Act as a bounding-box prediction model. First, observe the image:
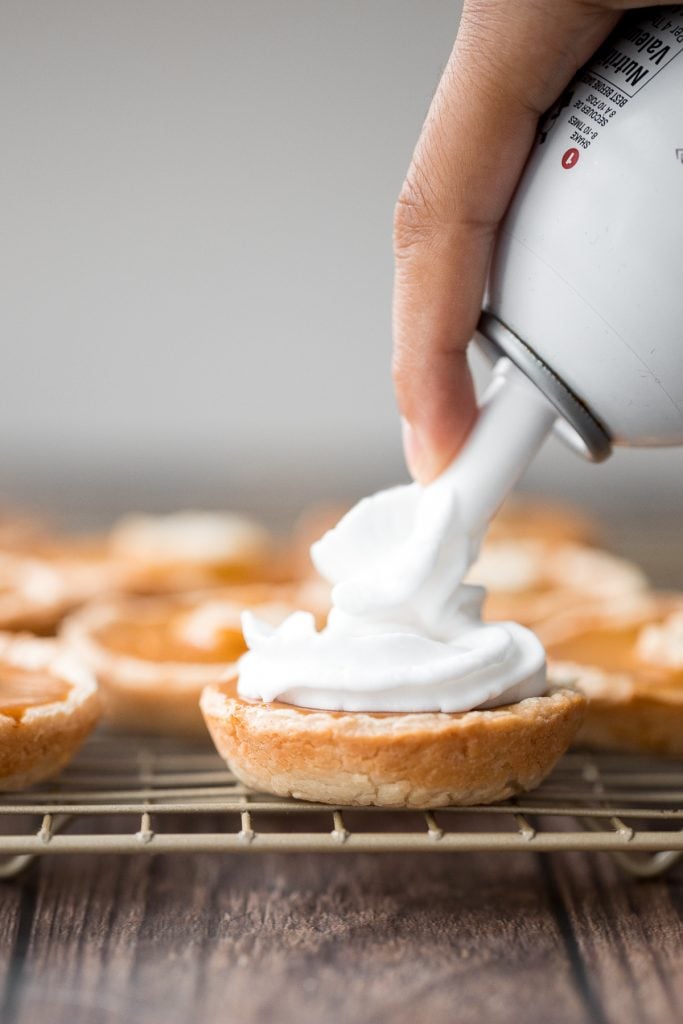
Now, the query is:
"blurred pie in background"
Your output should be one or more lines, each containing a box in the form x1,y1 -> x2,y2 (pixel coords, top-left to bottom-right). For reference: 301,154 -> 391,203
61,582 -> 329,737
487,495 -> 599,546
0,542 -> 129,634
108,510 -> 280,592
543,593 -> 683,757
470,539 -> 647,631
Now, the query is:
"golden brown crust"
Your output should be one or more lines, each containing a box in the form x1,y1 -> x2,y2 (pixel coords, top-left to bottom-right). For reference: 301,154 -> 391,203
0,634 -> 100,791
87,665 -> 216,738
200,681 -> 585,807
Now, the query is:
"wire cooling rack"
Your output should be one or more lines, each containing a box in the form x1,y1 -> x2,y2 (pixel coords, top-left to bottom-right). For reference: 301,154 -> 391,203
0,731 -> 681,879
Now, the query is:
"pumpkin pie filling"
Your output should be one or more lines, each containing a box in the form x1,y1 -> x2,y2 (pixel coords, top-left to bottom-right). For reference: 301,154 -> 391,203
216,676 -> 374,717
213,677 -> 541,720
94,609 -> 248,665
0,666 -> 72,721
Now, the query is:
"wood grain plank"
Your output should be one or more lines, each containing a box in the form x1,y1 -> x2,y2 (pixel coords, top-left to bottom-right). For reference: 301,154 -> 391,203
0,875 -> 30,1016
7,853 -> 151,1023
550,850 -> 683,1024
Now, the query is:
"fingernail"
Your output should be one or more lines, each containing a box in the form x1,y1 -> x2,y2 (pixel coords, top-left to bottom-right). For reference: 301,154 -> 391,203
401,418 -> 449,483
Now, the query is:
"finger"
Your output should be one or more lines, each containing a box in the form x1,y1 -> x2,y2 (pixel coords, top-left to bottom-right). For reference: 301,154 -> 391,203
393,0 -> 620,483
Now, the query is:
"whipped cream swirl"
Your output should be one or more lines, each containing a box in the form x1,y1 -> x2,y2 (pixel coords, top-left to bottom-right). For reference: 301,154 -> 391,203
238,362 -> 555,713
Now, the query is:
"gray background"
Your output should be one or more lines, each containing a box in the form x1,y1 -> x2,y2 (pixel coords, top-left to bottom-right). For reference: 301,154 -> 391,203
0,0 -> 681,536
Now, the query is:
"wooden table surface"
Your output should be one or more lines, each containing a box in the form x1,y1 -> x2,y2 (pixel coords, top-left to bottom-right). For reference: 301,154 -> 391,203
0,515 -> 681,1023
1,822 -> 682,1023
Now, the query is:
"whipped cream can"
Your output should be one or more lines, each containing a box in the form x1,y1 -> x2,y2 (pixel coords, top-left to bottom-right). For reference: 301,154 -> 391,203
477,5 -> 683,460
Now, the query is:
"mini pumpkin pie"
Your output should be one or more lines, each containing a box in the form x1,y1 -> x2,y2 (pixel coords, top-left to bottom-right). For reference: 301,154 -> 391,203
0,633 -> 100,791
544,593 -> 683,757
0,539 -> 131,635
468,540 -> 647,631
108,511 -> 278,593
0,552 -> 71,633
61,583 -> 329,737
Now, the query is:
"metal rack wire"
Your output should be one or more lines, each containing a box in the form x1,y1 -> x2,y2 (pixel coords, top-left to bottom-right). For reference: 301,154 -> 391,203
0,731 -> 681,879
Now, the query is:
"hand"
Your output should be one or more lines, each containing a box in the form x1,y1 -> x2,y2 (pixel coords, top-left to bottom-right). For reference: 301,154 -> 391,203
393,0 -> 671,482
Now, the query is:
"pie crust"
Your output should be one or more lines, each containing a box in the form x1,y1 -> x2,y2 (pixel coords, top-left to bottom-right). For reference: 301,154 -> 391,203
201,679 -> 585,807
